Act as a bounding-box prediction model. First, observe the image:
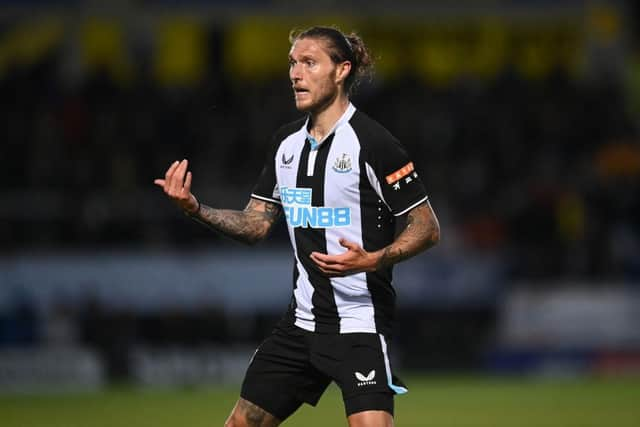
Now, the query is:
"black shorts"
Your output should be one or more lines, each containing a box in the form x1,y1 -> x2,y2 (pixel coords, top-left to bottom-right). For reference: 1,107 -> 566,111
240,324 -> 407,420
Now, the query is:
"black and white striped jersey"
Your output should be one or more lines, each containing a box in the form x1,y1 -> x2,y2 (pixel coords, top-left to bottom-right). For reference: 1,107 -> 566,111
252,103 -> 428,336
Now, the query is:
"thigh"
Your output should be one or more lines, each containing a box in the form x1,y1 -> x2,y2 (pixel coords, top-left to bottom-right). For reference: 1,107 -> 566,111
344,392 -> 394,418
241,326 -> 331,421
347,409 -> 394,427
311,333 -> 405,416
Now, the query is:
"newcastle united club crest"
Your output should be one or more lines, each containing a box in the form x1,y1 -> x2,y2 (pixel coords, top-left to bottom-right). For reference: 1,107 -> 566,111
332,153 -> 352,173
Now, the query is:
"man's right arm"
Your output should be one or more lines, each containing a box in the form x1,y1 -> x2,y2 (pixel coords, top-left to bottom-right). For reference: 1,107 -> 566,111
191,198 -> 282,245
154,159 -> 282,245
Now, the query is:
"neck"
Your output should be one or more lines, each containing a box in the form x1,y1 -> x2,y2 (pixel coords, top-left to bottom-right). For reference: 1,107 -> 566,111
308,94 -> 350,141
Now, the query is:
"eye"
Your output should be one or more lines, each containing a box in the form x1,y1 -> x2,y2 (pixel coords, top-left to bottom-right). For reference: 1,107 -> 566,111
288,59 -> 296,67
305,60 -> 315,67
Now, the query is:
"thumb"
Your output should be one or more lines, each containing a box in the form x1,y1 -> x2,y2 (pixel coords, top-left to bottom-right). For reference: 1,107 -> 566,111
339,238 -> 359,251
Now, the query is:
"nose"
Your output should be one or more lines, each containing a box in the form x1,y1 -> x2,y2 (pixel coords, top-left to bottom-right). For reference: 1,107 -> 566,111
290,62 -> 302,82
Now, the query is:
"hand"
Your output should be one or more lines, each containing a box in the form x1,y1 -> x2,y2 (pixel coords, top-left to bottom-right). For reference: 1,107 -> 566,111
154,159 -> 199,214
310,238 -> 380,277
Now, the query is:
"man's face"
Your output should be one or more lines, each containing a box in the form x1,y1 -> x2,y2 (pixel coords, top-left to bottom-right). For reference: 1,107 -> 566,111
289,37 -> 341,113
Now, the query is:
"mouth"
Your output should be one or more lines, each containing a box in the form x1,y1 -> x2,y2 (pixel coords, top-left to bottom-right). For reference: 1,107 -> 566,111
293,87 -> 310,96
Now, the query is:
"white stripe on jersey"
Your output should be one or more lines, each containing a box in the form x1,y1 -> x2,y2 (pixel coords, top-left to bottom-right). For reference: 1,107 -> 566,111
275,128 -> 320,331
293,256 -> 316,331
307,149 -> 318,176
364,162 -> 391,211
324,124 -> 375,333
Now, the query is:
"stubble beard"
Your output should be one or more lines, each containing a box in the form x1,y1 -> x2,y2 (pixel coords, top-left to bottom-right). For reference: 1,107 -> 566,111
295,84 -> 339,115
294,68 -> 341,114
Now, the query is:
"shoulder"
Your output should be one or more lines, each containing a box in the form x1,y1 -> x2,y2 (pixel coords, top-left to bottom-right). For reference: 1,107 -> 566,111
271,117 -> 307,144
263,117 -> 306,158
348,110 -> 404,155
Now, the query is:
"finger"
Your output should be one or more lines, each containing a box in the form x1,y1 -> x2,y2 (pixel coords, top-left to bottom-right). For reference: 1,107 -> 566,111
164,161 -> 180,182
310,252 -> 342,265
164,161 -> 180,193
183,171 -> 193,193
310,256 -> 333,270
315,264 -> 345,277
169,159 -> 188,195
154,179 -> 165,187
339,238 -> 360,251
311,254 -> 348,273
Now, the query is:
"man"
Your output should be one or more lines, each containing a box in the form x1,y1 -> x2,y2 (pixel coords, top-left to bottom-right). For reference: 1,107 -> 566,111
155,26 -> 440,427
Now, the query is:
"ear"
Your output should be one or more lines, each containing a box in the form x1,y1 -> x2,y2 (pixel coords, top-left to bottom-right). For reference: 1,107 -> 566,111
335,61 -> 352,85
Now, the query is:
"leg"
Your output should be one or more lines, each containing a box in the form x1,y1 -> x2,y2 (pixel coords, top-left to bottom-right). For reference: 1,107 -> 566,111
344,392 -> 394,427
224,398 -> 281,427
347,410 -> 394,427
314,333 -> 401,427
239,325 -> 329,423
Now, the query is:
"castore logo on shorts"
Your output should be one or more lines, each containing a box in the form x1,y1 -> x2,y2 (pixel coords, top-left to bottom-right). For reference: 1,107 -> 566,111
355,370 -> 377,387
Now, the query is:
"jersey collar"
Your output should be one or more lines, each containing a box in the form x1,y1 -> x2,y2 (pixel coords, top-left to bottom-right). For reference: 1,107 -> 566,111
303,103 -> 357,150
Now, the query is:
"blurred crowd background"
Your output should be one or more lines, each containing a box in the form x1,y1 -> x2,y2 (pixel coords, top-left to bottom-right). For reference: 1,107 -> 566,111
1,0 -> 640,390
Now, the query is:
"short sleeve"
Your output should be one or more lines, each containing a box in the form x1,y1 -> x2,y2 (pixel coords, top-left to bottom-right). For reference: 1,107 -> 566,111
369,143 -> 427,216
360,128 -> 428,216
251,135 -> 281,204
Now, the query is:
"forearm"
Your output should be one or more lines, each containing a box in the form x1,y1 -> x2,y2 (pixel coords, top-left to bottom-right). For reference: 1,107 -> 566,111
374,202 -> 440,269
189,200 -> 280,245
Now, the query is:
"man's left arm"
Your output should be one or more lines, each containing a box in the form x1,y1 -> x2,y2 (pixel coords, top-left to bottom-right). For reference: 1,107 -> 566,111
310,201 -> 440,277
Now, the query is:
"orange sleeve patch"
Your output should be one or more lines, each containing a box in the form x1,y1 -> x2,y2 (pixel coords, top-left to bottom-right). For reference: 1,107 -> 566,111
385,162 -> 414,184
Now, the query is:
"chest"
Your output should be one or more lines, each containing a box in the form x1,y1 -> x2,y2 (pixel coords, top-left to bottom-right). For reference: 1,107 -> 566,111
275,135 -> 361,206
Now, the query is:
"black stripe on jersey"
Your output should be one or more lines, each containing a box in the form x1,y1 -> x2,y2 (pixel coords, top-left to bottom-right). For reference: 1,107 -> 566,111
294,134 -> 339,334
282,260 -> 299,327
356,128 -> 397,337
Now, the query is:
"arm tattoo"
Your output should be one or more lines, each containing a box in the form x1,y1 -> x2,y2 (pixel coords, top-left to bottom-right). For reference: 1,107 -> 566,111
377,202 -> 440,269
237,399 -> 280,427
189,198 -> 282,245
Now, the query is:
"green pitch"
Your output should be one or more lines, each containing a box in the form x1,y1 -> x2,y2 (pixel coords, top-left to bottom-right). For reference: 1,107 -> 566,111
1,376 -> 639,427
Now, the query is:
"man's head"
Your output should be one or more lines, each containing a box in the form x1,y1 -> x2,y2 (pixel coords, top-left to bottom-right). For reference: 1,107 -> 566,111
288,26 -> 372,113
